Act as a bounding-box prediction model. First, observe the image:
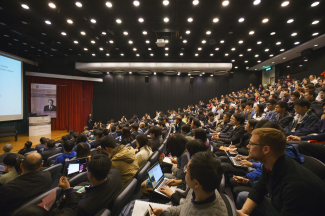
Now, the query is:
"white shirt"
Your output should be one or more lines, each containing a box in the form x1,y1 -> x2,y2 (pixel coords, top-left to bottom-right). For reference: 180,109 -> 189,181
311,79 -> 317,85
212,106 -> 217,113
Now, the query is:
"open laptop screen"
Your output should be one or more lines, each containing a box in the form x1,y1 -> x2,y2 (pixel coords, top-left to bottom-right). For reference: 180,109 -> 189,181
147,162 -> 164,188
65,157 -> 88,177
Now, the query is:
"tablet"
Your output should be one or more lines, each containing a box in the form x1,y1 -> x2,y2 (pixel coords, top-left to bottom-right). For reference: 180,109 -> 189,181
64,157 -> 88,177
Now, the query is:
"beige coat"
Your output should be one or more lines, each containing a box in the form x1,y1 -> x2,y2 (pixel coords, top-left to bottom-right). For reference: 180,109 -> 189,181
136,146 -> 153,168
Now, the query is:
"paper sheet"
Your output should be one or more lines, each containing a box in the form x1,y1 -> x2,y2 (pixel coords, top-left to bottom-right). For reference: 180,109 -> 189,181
37,189 -> 56,211
163,157 -> 173,164
132,200 -> 171,216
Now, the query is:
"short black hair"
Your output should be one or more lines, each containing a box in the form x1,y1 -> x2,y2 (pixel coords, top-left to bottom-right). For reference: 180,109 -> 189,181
40,137 -> 47,144
62,136 -> 68,142
3,153 -> 18,166
94,130 -> 103,138
293,99 -> 311,109
277,101 -> 289,111
264,90 -> 270,95
77,133 -> 88,143
47,140 -> 56,148
131,123 -> 139,130
158,122 -> 166,127
192,119 -> 201,128
87,154 -> 112,181
181,124 -> 191,133
248,119 -> 258,128
291,91 -> 300,98
25,141 -> 32,149
136,133 -> 152,149
110,126 -> 116,132
63,140 -> 74,152
188,152 -> 223,193
306,90 -> 316,99
233,113 -> 245,124
167,134 -> 188,157
208,111 -> 215,117
23,153 -> 43,172
224,112 -> 232,119
102,129 -> 109,136
186,140 -> 207,158
305,84 -> 315,90
266,99 -> 277,105
320,87 -> 325,93
149,126 -> 161,137
100,135 -> 117,149
194,128 -> 207,144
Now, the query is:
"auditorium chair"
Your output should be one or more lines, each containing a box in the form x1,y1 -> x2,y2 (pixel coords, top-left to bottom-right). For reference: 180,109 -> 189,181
125,143 -> 131,147
95,209 -> 111,216
110,178 -> 137,216
158,144 -> 165,156
44,153 -> 63,167
43,163 -> 63,188
220,193 -> 238,216
130,139 -> 137,148
218,174 -> 226,194
133,161 -> 151,199
301,155 -> 325,181
148,151 -> 159,165
69,172 -> 89,187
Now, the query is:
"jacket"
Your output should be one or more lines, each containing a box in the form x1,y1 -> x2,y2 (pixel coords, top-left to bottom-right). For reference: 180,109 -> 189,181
285,110 -> 319,135
219,121 -> 232,135
294,118 -> 325,136
175,121 -> 185,133
109,145 -> 139,186
244,109 -> 256,120
248,155 -> 325,215
218,124 -> 246,144
35,144 -> 47,153
54,151 -> 77,165
171,151 -> 188,180
234,132 -> 251,156
136,146 -> 153,167
273,112 -> 294,129
41,147 -> 63,162
215,120 -> 224,131
150,136 -> 163,152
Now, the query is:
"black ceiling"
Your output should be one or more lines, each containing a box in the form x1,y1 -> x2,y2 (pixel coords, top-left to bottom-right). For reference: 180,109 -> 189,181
0,0 -> 324,71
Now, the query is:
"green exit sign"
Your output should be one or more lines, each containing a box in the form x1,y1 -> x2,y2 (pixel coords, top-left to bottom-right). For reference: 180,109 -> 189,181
265,66 -> 272,71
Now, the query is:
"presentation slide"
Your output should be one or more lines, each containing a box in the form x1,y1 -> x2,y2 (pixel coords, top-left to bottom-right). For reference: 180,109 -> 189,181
0,54 -> 23,122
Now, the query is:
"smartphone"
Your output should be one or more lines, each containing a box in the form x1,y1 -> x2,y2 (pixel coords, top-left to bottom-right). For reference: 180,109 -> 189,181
76,185 -> 90,193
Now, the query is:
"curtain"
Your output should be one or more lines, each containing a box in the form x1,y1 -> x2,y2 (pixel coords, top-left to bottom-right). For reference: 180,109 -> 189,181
27,76 -> 93,133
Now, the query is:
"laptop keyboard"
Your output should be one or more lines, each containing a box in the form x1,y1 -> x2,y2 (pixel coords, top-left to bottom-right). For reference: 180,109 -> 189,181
156,179 -> 169,191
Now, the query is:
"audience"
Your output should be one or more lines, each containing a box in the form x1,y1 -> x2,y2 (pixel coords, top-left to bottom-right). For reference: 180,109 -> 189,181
53,140 -> 76,165
180,124 -> 193,141
17,141 -> 34,155
41,139 -> 62,163
135,133 -> 153,167
149,126 -> 163,151
73,133 -> 91,151
76,143 -> 93,158
35,137 -> 48,153
0,144 -> 14,163
0,153 -> 22,185
121,127 -> 134,145
90,130 -> 102,148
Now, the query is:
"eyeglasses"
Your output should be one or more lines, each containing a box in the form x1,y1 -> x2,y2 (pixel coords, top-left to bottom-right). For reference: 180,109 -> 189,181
247,142 -> 262,146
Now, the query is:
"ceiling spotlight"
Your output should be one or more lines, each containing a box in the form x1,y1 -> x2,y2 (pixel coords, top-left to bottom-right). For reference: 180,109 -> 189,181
133,48 -> 137,51
280,49 -> 285,51
165,39 -> 169,43
211,74 -> 214,77
235,66 -> 238,69
202,72 -> 205,74
165,53 -> 168,56
21,4 -> 29,9
121,53 -> 124,56
146,40 -> 150,43
222,1 -> 229,6
245,61 -> 248,63
148,48 -> 152,50
220,40 -> 225,43
90,19 -> 96,24
270,32 -> 276,35
199,74 -> 202,76
202,40 -> 206,44
180,53 -> 183,56
183,40 -> 187,43
312,32 -> 319,36
165,47 -> 169,50
129,72 -> 132,74
198,47 -> 202,50
239,54 -> 243,57
48,2 -> 56,8
253,0 -> 261,5
225,53 -> 229,56
106,2 -> 112,7
45,20 -> 51,25
74,41 -> 78,44
84,48 -> 88,51
150,53 -> 154,56
99,47 -> 104,51
116,19 -> 122,24
283,57 -> 286,59
270,54 -> 274,57
257,60 -> 261,63
178,72 -> 180,75
255,54 -> 259,57
247,48 -> 252,51
133,1 -> 140,6
210,53 -> 214,56
67,19 -> 73,24
294,41 -> 300,45
76,2 -> 82,7
238,40 -> 243,44
312,20 -> 319,24
102,32 -> 106,35
188,73 -> 191,76
128,40 -> 133,44
90,40 -> 95,44
193,0 -> 199,5
109,40 -> 114,43
287,19 -> 294,23
213,18 -> 219,23
136,54 -> 140,56
154,72 -> 156,75
262,18 -> 269,23
232,60 -> 235,62
265,49 -> 269,52
311,2 -> 320,7
61,32 -> 66,36
215,47 -> 219,50
186,30 -> 190,34
164,17 -> 169,22
188,17 -> 193,22
281,1 -> 290,7
92,54 -> 96,56
206,31 -> 211,35
138,18 -> 144,22
291,32 -> 297,36
195,53 -> 199,56
276,41 -> 281,45
163,0 -> 169,6
304,59 -> 308,62
257,41 -> 262,44
249,31 -> 255,35
314,44 -> 319,47
231,48 -> 236,51
238,18 -> 245,22
143,31 -> 147,35
123,31 -> 128,35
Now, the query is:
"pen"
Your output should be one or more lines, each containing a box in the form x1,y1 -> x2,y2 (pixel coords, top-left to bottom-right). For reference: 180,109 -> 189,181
149,204 -> 154,213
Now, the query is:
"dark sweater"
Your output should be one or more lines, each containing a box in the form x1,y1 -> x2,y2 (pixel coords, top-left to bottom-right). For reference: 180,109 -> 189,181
248,155 -> 325,215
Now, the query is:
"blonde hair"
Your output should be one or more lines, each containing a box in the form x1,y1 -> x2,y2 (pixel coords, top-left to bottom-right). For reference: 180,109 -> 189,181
251,128 -> 286,155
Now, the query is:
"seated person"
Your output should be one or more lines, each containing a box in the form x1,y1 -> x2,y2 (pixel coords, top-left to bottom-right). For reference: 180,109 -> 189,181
131,123 -> 143,139
66,130 -> 75,140
57,135 -> 68,147
284,99 -> 319,136
263,99 -> 277,121
174,116 -> 185,133
217,113 -> 233,135
215,114 -> 224,131
244,102 -> 256,121
149,126 -> 163,152
35,137 -> 48,153
135,133 -> 153,167
83,126 -> 89,134
18,141 -> 35,155
99,135 -> 139,186
205,112 -> 217,129
252,104 -> 265,121
193,128 -> 209,148
236,128 -> 325,216
151,151 -> 228,216
288,91 -> 300,114
181,124 -> 194,141
0,153 -> 22,185
0,144 -> 14,163
73,133 -> 91,152
0,152 -> 51,216
58,154 -> 122,216
273,101 -> 293,128
121,127 -> 134,145
76,143 -> 93,159
109,126 -> 118,138
41,139 -> 62,163
159,122 -> 168,140
191,118 -> 201,131
54,140 -> 76,165
90,130 -> 102,148
139,122 -> 147,133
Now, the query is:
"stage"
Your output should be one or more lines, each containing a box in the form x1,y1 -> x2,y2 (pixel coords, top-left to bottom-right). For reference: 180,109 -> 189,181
0,130 -> 69,154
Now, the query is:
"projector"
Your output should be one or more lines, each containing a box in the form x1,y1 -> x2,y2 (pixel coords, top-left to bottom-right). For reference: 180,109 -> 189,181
155,39 -> 166,47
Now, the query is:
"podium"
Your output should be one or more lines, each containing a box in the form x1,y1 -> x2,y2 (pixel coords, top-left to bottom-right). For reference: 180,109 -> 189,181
29,116 -> 51,136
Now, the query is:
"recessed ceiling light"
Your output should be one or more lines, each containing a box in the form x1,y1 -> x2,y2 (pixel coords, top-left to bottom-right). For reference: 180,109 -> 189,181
84,48 -> 88,51
163,0 -> 169,6
239,54 -> 243,57
235,66 -> 238,69
146,40 -> 150,43
106,2 -> 112,7
262,18 -> 269,23
257,41 -> 262,44
314,44 -> 318,47
123,31 -> 128,35
202,40 -> 206,43
61,32 -> 66,36
202,72 -> 205,74
133,48 -> 137,51
213,18 -> 219,23
270,54 -> 274,57
238,40 -> 243,44
304,59 -> 308,62
231,48 -> 236,51
106,53 -> 110,56
281,1 -> 290,7
48,2 -> 56,8
150,53 -> 154,56
148,48 -> 152,50
312,32 -> 319,36
67,19 -> 73,24
129,40 -> 133,44
247,48 -> 252,51
199,74 -> 202,76
215,47 -> 219,50
90,40 -> 95,44
255,54 -> 259,57
143,31 -> 147,35
40,41 -> 44,44
164,17 -> 169,22
265,49 -> 269,52
198,47 -> 202,50
211,74 -> 214,76
272,62 -> 274,64
90,19 -> 96,23
99,47 -> 103,51
280,49 -> 285,51
291,32 -> 297,36
253,0 -> 261,5
136,54 -> 140,57
283,57 -> 286,59
222,1 -> 229,6
138,18 -> 144,22
109,40 -> 114,43
311,2 -> 320,7
276,41 -> 281,45
206,31 -> 211,35
220,40 -> 225,43
312,20 -> 319,25
180,53 -> 183,56
287,19 -> 294,23
165,53 -> 168,56
45,20 -> 51,25
188,17 -> 193,22
133,1 -> 140,6
121,53 -> 124,56
116,19 -> 122,24
225,53 -> 229,56
92,54 -> 96,56
238,18 -> 245,22
194,53 -> 198,56
294,41 -> 300,45
193,0 -> 199,5
210,53 -> 214,56
165,39 -> 169,43
57,41 -> 61,44
102,32 -> 106,35
249,31 -> 255,35
21,21 -> 28,24
129,71 -> 133,74
270,32 -> 276,35
76,2 -> 82,7
186,30 -> 190,34
245,61 -> 248,63
165,47 -> 169,50
21,4 -> 29,9
257,60 -> 261,63
183,40 -> 187,43
232,60 -> 235,62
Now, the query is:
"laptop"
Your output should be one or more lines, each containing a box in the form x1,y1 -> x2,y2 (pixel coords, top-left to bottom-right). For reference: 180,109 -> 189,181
147,162 -> 177,198
64,157 -> 88,178
223,148 -> 247,167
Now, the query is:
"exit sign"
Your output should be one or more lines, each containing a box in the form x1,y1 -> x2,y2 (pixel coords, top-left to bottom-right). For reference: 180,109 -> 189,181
265,66 -> 272,71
